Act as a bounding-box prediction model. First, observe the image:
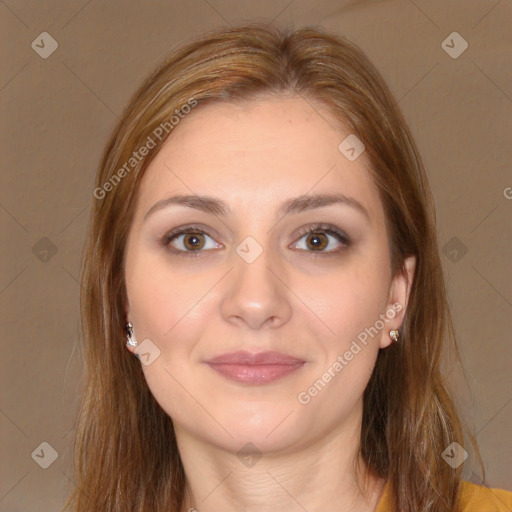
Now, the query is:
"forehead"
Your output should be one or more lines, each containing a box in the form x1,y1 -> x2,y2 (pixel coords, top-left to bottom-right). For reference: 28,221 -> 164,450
135,96 -> 383,223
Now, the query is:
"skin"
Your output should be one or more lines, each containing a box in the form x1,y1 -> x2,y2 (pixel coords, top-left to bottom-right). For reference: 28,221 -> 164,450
124,95 -> 416,512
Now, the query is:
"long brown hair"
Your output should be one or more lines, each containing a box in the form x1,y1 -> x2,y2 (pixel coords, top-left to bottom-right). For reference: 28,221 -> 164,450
63,23 -> 484,511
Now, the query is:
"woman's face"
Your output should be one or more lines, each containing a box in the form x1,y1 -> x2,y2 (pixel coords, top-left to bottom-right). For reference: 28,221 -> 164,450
124,96 -> 414,454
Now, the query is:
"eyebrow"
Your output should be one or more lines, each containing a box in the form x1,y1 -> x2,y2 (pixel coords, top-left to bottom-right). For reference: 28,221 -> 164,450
143,192 -> 371,222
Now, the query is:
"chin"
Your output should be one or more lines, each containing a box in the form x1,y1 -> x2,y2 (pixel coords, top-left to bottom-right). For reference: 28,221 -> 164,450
202,407 -> 309,455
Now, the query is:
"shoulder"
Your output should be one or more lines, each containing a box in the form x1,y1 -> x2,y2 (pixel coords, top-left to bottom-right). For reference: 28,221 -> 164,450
375,479 -> 512,512
458,481 -> 512,511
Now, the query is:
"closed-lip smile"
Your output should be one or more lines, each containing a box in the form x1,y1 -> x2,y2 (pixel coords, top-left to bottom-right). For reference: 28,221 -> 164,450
204,350 -> 306,385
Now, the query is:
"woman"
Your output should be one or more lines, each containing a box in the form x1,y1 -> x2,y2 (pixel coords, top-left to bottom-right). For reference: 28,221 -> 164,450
64,23 -> 512,511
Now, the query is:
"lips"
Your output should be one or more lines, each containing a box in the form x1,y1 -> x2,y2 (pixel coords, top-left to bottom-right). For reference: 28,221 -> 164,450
206,350 -> 305,365
205,350 -> 306,385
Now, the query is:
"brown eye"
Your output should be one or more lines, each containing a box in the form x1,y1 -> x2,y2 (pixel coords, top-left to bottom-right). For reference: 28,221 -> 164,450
182,233 -> 206,251
305,232 -> 329,251
162,225 -> 221,257
293,224 -> 350,254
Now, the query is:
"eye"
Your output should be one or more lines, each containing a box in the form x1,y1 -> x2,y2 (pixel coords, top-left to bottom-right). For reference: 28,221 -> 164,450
162,224 -> 221,257
292,224 -> 351,254
161,223 -> 351,258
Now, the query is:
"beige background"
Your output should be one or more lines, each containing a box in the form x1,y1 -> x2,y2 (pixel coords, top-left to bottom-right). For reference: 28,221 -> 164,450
1,0 -> 511,510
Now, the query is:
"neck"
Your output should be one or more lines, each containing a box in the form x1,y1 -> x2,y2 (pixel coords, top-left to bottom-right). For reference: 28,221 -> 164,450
176,412 -> 386,512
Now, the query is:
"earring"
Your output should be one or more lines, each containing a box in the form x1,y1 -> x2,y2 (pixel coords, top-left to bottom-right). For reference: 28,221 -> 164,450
389,329 -> 400,342
126,322 -> 138,348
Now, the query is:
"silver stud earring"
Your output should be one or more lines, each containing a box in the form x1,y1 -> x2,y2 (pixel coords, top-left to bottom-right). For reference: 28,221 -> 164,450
126,322 -> 138,348
389,330 -> 400,342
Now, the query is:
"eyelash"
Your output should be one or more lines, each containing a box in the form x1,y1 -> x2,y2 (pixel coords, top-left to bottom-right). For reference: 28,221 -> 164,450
161,223 -> 351,258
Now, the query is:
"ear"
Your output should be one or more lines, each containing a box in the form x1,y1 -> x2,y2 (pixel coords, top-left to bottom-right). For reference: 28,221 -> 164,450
379,254 -> 416,349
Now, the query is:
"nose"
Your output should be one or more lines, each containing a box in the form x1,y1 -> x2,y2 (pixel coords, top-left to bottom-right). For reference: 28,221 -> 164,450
220,247 -> 292,330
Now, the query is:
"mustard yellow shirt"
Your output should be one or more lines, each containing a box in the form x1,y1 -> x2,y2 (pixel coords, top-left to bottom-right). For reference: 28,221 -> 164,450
375,480 -> 512,511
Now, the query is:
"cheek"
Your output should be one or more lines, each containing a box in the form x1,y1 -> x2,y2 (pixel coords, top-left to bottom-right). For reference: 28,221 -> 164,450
125,248 -> 208,340
124,252 -> 211,420
297,267 -> 385,420
312,255 -> 390,345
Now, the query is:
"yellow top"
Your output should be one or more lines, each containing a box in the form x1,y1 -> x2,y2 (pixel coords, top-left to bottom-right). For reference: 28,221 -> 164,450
375,480 -> 512,511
